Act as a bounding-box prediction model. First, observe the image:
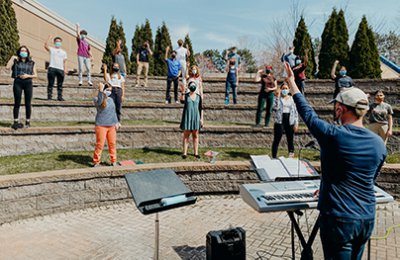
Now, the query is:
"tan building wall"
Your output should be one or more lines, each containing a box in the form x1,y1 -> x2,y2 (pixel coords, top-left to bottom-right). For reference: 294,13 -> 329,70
9,0 -> 105,73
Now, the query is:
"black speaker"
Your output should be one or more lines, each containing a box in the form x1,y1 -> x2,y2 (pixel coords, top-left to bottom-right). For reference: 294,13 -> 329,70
206,227 -> 246,260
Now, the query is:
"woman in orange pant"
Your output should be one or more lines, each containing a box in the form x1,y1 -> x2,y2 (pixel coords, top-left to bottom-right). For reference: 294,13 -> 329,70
93,83 -> 119,167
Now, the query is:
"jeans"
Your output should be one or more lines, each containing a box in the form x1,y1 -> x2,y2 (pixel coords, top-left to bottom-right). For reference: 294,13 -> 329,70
255,91 -> 274,126
78,56 -> 91,83
166,76 -> 179,103
93,125 -> 117,164
225,80 -> 237,104
111,87 -> 123,122
13,78 -> 33,120
320,215 -> 375,260
272,113 -> 295,158
296,79 -> 305,94
47,67 -> 64,99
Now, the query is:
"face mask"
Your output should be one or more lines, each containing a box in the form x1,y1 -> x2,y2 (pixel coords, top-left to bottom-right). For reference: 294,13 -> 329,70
281,89 -> 289,96
112,67 -> 119,72
81,35 -> 86,40
289,49 -> 294,54
171,55 -> 176,59
19,51 -> 28,58
189,85 -> 197,92
295,60 -> 301,65
265,69 -> 271,74
340,70 -> 347,76
104,90 -> 112,97
375,95 -> 384,102
192,69 -> 197,75
55,42 -> 62,48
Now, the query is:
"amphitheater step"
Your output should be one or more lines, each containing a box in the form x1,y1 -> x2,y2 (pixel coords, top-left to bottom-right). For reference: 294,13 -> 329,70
0,124 -> 399,157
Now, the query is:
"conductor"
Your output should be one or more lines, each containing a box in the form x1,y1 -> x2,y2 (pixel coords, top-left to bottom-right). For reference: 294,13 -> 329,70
283,62 -> 386,259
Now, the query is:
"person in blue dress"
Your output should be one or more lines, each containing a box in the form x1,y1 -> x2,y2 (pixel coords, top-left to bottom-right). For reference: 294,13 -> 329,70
180,81 -> 203,159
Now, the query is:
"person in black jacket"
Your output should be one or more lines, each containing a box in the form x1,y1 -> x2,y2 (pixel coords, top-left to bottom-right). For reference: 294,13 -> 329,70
11,46 -> 37,129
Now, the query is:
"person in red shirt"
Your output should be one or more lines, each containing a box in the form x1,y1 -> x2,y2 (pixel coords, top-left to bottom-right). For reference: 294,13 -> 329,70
255,65 -> 277,127
292,49 -> 308,94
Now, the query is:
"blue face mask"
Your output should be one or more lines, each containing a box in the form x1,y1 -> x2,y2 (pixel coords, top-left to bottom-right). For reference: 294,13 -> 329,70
340,70 -> 347,76
19,51 -> 28,58
55,42 -> 62,48
295,60 -> 301,65
104,90 -> 112,97
281,89 -> 289,96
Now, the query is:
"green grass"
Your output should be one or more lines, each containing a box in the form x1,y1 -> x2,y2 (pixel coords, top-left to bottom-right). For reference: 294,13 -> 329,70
0,147 -> 398,176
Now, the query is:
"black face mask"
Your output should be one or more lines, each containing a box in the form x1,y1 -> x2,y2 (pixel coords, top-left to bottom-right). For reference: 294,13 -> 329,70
265,69 -> 271,74
189,85 -> 197,92
112,68 -> 120,72
171,55 -> 176,59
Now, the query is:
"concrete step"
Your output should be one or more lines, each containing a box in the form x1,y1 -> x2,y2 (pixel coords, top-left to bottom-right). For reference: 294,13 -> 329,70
0,124 -> 399,156
1,99 -> 399,126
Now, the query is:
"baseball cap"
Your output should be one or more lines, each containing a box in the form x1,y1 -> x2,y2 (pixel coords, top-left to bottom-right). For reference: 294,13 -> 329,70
265,65 -> 273,70
330,87 -> 369,110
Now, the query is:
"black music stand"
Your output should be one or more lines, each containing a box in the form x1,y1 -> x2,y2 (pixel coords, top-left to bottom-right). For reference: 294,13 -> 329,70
125,169 -> 197,260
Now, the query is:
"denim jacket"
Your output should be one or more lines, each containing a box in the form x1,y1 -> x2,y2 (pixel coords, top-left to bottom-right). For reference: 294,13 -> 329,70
273,96 -> 298,126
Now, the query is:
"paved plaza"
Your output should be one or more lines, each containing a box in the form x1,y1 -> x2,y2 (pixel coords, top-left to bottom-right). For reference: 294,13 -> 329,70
0,196 -> 398,260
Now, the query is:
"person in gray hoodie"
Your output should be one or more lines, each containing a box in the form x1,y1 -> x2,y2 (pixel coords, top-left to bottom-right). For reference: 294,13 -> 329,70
92,83 -> 119,167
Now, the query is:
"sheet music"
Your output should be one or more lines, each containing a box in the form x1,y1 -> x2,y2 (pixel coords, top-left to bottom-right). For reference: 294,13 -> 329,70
278,157 -> 312,177
250,155 -> 290,180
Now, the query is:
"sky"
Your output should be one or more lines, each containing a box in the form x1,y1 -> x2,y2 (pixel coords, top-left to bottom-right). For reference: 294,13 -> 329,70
37,0 -> 399,53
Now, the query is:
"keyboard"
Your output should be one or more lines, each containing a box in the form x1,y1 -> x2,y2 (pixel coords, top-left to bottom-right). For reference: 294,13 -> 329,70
240,180 -> 394,213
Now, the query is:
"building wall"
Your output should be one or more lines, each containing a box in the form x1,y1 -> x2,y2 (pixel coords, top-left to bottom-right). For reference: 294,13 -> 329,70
10,0 -> 105,73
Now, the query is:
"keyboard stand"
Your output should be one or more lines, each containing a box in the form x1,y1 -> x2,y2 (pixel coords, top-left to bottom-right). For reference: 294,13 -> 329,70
287,211 -> 320,260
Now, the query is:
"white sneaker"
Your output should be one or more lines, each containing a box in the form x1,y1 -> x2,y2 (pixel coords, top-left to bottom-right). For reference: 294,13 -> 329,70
88,81 -> 93,86
78,81 -> 83,86
288,152 -> 295,158
165,100 -> 169,104
175,101 -> 180,104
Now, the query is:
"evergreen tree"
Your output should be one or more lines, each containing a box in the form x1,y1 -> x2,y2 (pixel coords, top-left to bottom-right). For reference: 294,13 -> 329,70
366,25 -> 382,78
350,16 -> 381,79
0,0 -> 20,65
184,34 -> 196,66
102,17 -> 120,71
153,22 -> 172,76
292,16 -> 316,78
335,10 -> 350,68
117,21 -> 130,74
141,19 -> 154,75
238,48 -> 257,73
130,25 -> 142,74
318,9 -> 338,78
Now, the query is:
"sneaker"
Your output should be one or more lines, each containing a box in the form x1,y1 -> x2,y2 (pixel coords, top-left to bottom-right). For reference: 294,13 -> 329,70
165,100 -> 169,104
135,84 -> 139,87
288,152 -> 295,158
47,96 -> 52,100
254,124 -> 261,128
25,121 -> 30,128
11,122 -> 23,130
57,97 -> 65,101
78,81 -> 83,86
93,163 -> 101,168
88,81 -> 93,86
175,101 -> 180,104
224,100 -> 229,105
181,154 -> 187,159
112,162 -> 119,166
194,154 -> 201,160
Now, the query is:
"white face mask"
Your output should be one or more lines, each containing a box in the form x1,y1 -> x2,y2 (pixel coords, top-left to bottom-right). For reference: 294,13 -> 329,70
192,69 -> 197,75
104,90 -> 112,97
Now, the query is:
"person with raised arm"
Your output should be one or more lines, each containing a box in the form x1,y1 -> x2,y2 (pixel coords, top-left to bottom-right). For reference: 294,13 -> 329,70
284,62 -> 386,260
254,65 -> 277,127
164,46 -> 181,104
44,35 -> 67,101
136,40 -> 153,87
292,49 -> 309,94
76,24 -> 93,86
113,39 -> 127,78
175,39 -> 190,86
103,63 -> 125,125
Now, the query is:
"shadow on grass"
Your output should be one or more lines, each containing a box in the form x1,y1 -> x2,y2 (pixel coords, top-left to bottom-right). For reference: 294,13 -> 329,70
57,154 -> 93,166
0,121 -> 11,128
225,151 -> 252,159
142,147 -> 181,156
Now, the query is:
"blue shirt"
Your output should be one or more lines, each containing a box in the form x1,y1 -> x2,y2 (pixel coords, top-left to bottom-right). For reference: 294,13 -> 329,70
293,93 -> 386,220
94,91 -> 119,126
166,58 -> 181,78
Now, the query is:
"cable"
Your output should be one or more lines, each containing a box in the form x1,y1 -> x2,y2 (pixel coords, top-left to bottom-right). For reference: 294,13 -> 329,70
370,223 -> 400,240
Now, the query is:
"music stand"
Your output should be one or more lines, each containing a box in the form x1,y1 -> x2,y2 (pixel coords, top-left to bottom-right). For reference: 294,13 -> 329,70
125,169 -> 197,260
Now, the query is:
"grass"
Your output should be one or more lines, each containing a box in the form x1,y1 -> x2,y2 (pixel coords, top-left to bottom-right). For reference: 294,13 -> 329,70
0,147 -> 398,176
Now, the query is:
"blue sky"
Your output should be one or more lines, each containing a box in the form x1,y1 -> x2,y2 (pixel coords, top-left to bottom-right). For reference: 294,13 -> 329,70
37,0 -> 399,53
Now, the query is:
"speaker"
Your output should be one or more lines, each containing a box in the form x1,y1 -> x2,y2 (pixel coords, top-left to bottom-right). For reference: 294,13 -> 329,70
206,227 -> 246,260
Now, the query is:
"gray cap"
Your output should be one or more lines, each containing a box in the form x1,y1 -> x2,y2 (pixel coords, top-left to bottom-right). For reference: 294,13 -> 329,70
330,87 -> 369,110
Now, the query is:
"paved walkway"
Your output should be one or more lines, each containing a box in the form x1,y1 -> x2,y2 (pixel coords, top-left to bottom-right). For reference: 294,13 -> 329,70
0,196 -> 398,260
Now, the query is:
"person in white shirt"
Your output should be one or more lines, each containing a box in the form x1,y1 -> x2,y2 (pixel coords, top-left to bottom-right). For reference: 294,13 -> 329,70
103,63 -> 125,125
175,39 -> 190,86
44,35 -> 67,101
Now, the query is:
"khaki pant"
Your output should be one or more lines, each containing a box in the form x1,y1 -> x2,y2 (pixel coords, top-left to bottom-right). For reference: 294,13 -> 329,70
368,122 -> 389,144
136,62 -> 149,86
